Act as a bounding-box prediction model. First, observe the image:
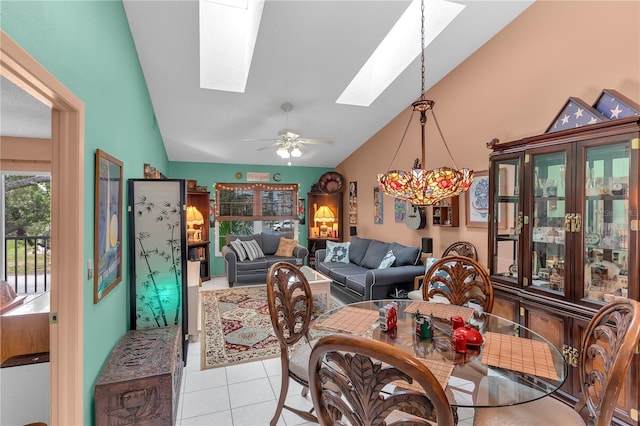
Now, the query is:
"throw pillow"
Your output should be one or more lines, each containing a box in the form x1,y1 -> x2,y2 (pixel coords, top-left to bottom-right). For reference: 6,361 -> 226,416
230,239 -> 248,261
378,250 -> 396,269
325,241 -> 350,263
275,237 -> 298,257
241,239 -> 265,261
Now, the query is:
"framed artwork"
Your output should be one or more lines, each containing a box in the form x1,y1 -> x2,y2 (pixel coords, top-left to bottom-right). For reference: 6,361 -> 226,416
465,170 -> 490,228
298,199 -> 306,225
94,149 -> 123,303
373,186 -> 383,224
209,199 -> 216,227
394,199 -> 406,222
349,181 -> 357,224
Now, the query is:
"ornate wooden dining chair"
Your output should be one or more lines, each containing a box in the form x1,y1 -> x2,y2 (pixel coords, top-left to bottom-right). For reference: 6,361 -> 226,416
308,333 -> 455,426
266,262 -> 317,425
474,298 -> 640,426
409,241 -> 479,301
442,241 -> 478,260
421,255 -> 494,314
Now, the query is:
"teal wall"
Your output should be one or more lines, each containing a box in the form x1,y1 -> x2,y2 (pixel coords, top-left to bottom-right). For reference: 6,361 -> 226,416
168,162 -> 333,275
1,1 -> 168,424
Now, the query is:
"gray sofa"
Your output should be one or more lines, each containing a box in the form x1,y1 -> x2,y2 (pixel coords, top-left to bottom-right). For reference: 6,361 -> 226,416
316,236 -> 425,304
221,231 -> 309,286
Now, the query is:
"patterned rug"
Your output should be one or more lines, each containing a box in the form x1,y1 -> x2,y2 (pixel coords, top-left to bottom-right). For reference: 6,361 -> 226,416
201,285 -> 339,369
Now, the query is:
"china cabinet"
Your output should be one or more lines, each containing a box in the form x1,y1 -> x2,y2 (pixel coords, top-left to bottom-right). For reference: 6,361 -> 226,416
307,184 -> 343,268
488,116 -> 639,424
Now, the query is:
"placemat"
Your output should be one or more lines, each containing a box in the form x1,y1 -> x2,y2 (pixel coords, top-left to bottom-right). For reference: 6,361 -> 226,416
481,332 -> 559,381
315,306 -> 379,335
404,301 -> 475,323
392,358 -> 454,392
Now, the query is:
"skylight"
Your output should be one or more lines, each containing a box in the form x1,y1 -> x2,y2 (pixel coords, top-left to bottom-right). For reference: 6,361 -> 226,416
336,0 -> 464,107
199,0 -> 265,93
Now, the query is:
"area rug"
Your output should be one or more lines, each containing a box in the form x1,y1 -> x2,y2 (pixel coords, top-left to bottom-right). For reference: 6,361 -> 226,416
201,285 -> 340,370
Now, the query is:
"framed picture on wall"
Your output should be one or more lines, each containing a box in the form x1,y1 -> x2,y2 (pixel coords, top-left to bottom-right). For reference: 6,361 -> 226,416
394,199 -> 406,222
298,199 -> 306,225
209,199 -> 216,227
373,186 -> 383,224
349,181 -> 357,224
465,170 -> 490,228
94,149 -> 123,303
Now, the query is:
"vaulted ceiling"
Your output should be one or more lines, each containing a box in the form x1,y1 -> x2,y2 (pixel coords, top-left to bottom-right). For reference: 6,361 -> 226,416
1,1 -> 534,168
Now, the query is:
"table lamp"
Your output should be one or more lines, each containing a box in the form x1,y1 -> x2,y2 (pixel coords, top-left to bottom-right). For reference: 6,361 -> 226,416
186,206 -> 204,242
314,205 -> 335,238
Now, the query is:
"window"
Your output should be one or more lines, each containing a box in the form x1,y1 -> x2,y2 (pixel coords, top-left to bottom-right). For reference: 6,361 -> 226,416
214,183 -> 299,254
215,182 -> 298,221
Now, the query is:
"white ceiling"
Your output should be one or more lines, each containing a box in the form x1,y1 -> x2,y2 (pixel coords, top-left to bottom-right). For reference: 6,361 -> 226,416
0,1 -> 534,168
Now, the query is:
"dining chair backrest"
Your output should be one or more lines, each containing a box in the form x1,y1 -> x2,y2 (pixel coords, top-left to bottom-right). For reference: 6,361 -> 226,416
266,262 -> 317,425
308,334 -> 455,426
574,298 -> 640,425
442,241 -> 478,260
421,255 -> 494,313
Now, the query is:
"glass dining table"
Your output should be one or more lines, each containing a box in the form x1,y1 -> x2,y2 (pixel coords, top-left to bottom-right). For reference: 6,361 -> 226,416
311,299 -> 568,408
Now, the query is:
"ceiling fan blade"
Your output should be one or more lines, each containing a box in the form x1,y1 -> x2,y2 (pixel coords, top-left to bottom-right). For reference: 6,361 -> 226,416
242,137 -> 279,142
298,138 -> 333,145
256,142 -> 281,151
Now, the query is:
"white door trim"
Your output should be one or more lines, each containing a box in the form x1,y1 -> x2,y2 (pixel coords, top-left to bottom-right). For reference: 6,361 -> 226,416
1,29 -> 84,425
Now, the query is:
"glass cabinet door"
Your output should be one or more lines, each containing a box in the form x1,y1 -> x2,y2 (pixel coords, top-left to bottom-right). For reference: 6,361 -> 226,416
490,157 -> 521,285
529,150 -> 567,296
581,142 -> 630,303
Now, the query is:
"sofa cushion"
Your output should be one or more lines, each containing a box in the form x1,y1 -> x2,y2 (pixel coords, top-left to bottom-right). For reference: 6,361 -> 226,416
242,239 -> 265,261
361,240 -> 390,269
236,258 -> 269,271
230,240 -> 248,261
348,236 -> 371,265
325,241 -> 350,263
378,250 -> 396,269
320,263 -> 368,285
275,237 -> 298,257
389,242 -> 421,266
345,274 -> 367,297
260,232 -> 283,255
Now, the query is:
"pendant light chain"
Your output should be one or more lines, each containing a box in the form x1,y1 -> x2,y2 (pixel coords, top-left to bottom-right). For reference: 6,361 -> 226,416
420,0 -> 426,100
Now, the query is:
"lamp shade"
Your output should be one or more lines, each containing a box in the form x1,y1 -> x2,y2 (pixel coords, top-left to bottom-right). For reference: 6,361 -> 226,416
186,206 -> 204,225
314,205 -> 335,223
421,237 -> 433,254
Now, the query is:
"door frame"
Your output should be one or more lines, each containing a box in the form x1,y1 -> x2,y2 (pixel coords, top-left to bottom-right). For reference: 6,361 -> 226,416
1,30 -> 84,425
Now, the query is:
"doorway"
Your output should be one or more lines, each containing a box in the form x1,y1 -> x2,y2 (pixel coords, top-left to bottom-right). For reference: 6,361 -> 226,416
1,30 -> 84,425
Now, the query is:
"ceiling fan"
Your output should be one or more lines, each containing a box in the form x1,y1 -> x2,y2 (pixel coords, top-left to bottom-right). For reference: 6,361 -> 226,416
244,102 -> 333,165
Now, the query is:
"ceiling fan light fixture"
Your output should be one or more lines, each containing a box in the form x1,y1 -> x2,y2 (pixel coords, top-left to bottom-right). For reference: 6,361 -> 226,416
276,146 -> 290,158
290,146 -> 302,157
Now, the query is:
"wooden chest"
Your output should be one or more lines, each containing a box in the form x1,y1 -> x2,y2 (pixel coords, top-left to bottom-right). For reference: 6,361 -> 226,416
95,326 -> 183,426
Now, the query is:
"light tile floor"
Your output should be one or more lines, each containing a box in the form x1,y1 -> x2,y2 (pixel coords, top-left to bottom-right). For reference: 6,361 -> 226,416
177,276 -> 475,426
